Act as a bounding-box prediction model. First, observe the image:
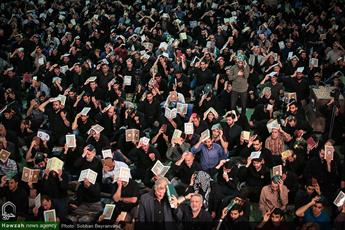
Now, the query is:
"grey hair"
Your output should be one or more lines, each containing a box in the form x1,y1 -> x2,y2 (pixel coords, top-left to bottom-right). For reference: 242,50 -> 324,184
153,177 -> 169,190
191,193 -> 204,203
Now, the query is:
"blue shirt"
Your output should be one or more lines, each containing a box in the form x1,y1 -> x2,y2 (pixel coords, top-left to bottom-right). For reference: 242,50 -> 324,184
191,143 -> 226,170
303,208 -> 331,230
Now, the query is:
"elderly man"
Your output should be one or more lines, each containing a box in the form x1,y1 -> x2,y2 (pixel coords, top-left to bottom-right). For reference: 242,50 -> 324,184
172,152 -> 202,194
173,193 -> 213,230
73,144 -> 103,183
259,175 -> 289,216
191,134 -> 226,177
138,177 -> 178,230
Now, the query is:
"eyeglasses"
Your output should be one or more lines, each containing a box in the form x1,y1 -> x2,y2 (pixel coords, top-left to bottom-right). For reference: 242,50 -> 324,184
313,205 -> 322,209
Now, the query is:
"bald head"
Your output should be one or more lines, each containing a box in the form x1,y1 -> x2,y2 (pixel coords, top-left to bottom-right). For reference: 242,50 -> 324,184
183,152 -> 194,167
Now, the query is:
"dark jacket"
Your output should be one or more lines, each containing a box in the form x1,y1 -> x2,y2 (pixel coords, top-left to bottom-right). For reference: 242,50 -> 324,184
138,190 -> 179,230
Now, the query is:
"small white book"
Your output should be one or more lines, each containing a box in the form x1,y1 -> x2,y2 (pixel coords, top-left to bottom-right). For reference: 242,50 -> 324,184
151,160 -> 170,177
0,149 -> 11,163
200,129 -> 211,142
211,3 -> 218,9
37,130 -> 50,141
60,65 -> 69,74
123,75 -> 132,86
266,104 -> 273,111
189,21 -> 198,29
103,204 -> 116,220
241,131 -> 250,141
139,137 -> 150,146
266,119 -> 280,133
35,193 -> 41,208
250,151 -> 261,159
65,134 -> 76,148
269,72 -> 277,77
57,94 -> 67,106
333,191 -> 345,207
113,166 -> 131,183
172,129 -> 182,140
164,107 -> 177,120
310,58 -> 319,67
125,129 -> 140,142
80,107 -> 91,116
78,169 -> 98,185
44,209 -> 56,222
184,123 -> 194,135
46,157 -> 64,173
296,67 -> 304,73
272,165 -> 283,177
248,54 -> 255,66
38,57 -> 45,66
287,52 -> 293,60
102,149 -> 113,159
324,145 -> 334,161
278,41 -> 285,50
179,32 -> 187,40
176,102 -> 188,115
84,76 -> 97,85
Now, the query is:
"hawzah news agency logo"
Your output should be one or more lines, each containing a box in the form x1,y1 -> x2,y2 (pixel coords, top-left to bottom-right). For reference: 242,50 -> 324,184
2,201 -> 16,220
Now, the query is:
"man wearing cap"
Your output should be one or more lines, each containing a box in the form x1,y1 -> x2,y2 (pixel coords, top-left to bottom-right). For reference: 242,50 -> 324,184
73,144 -> 103,182
259,175 -> 289,216
228,56 -> 250,116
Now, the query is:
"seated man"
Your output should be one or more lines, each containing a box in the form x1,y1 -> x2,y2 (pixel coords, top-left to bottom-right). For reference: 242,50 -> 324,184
259,175 -> 289,216
101,157 -> 129,194
67,178 -> 103,223
191,134 -> 227,177
172,152 -> 202,195
238,153 -> 270,202
33,195 -> 62,222
73,144 -> 103,183
98,177 -> 139,226
213,160 -> 239,209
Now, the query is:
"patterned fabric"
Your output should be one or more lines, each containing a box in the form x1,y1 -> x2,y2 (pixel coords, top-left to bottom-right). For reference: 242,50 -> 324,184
265,135 -> 285,156
0,158 -> 17,177
193,171 -> 212,210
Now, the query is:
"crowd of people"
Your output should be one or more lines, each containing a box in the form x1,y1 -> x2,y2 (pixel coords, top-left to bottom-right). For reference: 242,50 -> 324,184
1,0 -> 345,229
